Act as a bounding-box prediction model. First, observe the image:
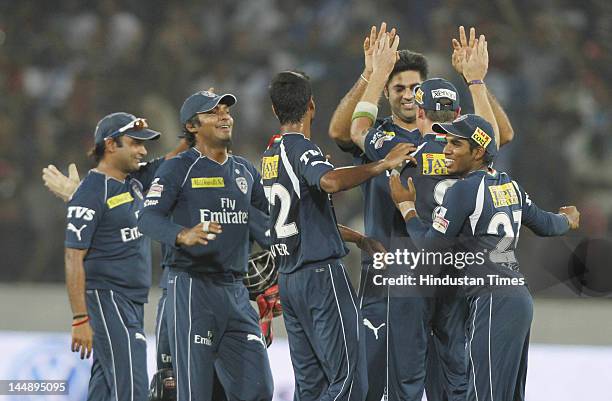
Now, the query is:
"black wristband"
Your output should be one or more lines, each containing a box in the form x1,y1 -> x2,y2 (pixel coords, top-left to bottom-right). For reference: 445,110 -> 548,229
73,314 -> 88,320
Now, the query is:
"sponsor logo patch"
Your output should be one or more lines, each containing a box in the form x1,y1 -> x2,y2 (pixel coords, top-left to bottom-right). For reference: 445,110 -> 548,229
107,192 -> 134,209
414,87 -> 424,104
471,127 -> 491,148
431,88 -> 457,100
432,207 -> 449,233
67,223 -> 87,241
191,177 -> 225,188
371,130 -> 395,149
262,155 -> 279,179
422,153 -> 448,175
489,183 -> 519,208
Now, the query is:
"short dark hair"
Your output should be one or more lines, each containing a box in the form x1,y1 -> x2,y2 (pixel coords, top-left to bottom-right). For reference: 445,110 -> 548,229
269,71 -> 312,125
87,136 -> 123,164
182,115 -> 200,147
467,138 -> 494,165
388,50 -> 428,84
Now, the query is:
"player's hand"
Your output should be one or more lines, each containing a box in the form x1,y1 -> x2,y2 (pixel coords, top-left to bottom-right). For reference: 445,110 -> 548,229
42,163 -> 80,202
357,236 -> 387,258
371,32 -> 400,79
461,34 -> 488,82
559,206 -> 580,230
381,142 -> 417,171
364,23 -> 396,77
176,221 -> 222,247
71,320 -> 93,359
451,26 -> 477,75
389,175 -> 416,204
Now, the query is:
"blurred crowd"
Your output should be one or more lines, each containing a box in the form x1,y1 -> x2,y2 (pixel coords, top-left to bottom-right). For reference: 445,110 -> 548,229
1,0 -> 610,285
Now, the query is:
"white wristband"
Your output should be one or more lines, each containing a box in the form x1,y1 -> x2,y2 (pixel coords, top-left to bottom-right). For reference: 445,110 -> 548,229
352,101 -> 379,123
398,201 -> 416,219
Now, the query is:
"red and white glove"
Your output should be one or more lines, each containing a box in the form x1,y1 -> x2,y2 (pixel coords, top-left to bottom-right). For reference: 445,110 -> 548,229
256,284 -> 282,347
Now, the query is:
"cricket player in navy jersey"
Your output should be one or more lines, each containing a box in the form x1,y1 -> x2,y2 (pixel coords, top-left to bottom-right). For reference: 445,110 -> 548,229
138,90 -> 274,401
389,114 -> 580,401
328,23 -> 426,401
346,28 -> 515,401
262,69 -> 414,401
64,112 -> 166,401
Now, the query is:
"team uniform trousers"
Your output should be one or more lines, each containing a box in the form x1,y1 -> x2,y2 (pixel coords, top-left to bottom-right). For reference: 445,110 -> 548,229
86,289 -> 148,401
279,262 -> 367,401
167,269 -> 274,401
466,286 -> 532,401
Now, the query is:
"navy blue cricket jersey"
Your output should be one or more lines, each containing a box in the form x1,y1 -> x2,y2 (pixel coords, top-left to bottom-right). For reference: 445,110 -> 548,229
405,169 -> 570,296
261,133 -> 348,274
138,148 -> 268,274
345,117 -> 422,262
65,159 -> 163,303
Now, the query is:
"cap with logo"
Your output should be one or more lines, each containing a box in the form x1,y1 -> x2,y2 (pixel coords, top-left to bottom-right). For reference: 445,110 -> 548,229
432,114 -> 497,158
414,78 -> 460,112
94,112 -> 161,145
180,91 -> 237,125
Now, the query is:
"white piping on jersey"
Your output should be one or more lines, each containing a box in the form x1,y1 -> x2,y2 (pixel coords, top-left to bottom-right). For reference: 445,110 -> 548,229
104,176 -> 109,203
328,264 -> 352,401
411,141 -> 428,157
469,176 -> 487,234
511,180 -> 523,207
231,158 -> 255,182
110,290 -> 134,401
488,293 -> 494,401
280,139 -> 301,199
181,156 -> 203,187
187,278 -> 192,401
95,290 -> 120,401
469,296 -> 480,401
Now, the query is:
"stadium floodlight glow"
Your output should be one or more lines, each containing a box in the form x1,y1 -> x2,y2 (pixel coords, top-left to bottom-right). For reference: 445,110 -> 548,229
104,118 -> 149,140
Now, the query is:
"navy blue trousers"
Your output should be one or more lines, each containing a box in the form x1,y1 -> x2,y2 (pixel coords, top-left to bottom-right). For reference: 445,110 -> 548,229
167,270 -> 274,401
87,289 -> 148,401
466,287 -> 532,401
279,262 -> 367,401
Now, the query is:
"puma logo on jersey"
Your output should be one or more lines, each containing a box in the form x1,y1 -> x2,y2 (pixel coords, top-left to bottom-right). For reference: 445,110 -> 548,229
247,333 -> 266,348
67,223 -> 87,241
67,206 -> 95,221
363,318 -> 386,340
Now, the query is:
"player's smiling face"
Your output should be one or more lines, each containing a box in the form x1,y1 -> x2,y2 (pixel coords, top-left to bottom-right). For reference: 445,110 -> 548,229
115,136 -> 147,173
196,104 -> 234,146
443,136 -> 481,176
385,70 -> 422,125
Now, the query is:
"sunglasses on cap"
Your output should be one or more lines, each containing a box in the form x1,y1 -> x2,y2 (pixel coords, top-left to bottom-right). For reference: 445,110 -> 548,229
105,118 -> 149,141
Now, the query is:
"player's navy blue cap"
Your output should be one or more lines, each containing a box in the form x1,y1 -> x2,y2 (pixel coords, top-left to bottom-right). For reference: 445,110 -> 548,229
94,112 -> 161,145
180,91 -> 237,125
413,78 -> 460,112
432,114 -> 497,157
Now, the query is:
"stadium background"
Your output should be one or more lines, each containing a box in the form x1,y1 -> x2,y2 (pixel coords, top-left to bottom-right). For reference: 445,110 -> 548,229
0,1 -> 610,400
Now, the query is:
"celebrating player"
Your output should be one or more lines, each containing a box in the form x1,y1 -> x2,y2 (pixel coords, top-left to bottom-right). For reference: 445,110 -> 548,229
389,114 -> 579,401
138,90 -> 274,401
63,112 -> 166,401
328,23 -> 427,400
262,69 -> 414,401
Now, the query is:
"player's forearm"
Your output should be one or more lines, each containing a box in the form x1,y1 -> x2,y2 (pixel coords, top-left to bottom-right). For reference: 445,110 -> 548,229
486,90 -> 514,146
329,76 -> 370,147
337,224 -> 364,245
319,162 -> 386,194
138,210 -> 184,247
64,248 -> 89,316
470,84 -> 500,149
350,73 -> 387,151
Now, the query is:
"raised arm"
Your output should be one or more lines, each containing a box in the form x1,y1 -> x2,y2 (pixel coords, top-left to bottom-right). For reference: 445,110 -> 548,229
350,32 -> 400,151
329,23 -> 393,147
452,26 -> 514,146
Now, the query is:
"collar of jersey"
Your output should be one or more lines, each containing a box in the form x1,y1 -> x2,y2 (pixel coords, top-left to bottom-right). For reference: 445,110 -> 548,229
282,132 -> 307,140
91,168 -> 126,184
191,147 -> 229,165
